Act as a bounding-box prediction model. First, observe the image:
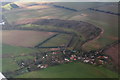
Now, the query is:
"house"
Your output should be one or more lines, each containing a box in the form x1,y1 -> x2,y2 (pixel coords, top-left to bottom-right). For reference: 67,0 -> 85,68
83,60 -> 89,63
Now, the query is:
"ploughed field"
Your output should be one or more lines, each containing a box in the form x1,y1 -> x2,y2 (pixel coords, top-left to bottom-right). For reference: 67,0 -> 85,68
2,30 -> 56,47
104,44 -> 120,71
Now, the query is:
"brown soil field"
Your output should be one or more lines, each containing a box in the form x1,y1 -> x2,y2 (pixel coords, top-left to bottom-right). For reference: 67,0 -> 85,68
15,18 -> 39,25
107,36 -> 119,41
104,44 -> 119,70
2,30 -> 56,47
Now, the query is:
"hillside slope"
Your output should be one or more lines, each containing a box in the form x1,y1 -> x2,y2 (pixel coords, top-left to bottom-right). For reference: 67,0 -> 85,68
2,3 -> 19,10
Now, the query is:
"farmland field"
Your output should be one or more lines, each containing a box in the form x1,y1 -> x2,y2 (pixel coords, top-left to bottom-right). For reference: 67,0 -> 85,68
2,30 -> 56,47
2,58 -> 20,72
54,2 -> 106,11
104,44 -> 119,70
2,44 -> 37,55
3,5 -> 76,24
16,62 -> 118,78
2,44 -> 37,72
95,3 -> 118,13
41,34 -> 72,47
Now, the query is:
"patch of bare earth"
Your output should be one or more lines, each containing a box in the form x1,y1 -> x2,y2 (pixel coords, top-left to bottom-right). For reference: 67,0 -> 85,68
15,18 -> 40,25
15,16 -> 57,25
107,36 -> 118,41
25,5 -> 49,9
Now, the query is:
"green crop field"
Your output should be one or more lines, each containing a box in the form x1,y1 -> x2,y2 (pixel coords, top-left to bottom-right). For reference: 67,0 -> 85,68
54,2 -> 106,11
2,58 -> 20,72
2,44 -> 37,55
16,62 -> 118,78
41,34 -> 72,47
2,44 -> 37,72
96,3 -> 118,13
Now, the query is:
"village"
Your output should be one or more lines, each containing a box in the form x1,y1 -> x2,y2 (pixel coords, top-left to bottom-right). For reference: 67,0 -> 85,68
3,46 -> 112,78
